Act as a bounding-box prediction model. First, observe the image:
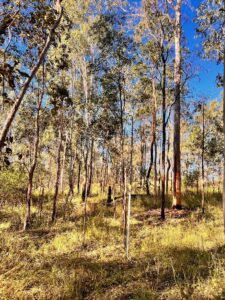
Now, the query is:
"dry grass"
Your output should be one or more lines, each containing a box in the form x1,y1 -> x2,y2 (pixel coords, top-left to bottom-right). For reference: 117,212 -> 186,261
0,190 -> 225,299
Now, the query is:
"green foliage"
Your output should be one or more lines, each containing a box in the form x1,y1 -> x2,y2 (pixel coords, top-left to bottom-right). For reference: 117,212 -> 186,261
197,0 -> 224,63
189,100 -> 223,163
184,169 -> 200,189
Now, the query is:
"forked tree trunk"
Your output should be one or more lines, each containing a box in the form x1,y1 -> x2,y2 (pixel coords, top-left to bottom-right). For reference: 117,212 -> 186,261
173,0 -> 182,209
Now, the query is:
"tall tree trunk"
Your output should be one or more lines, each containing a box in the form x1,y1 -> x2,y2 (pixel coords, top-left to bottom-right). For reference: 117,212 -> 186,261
82,140 -> 89,202
118,73 -> 127,248
126,189 -> 131,259
140,126 -> 144,186
154,141 -> 158,203
66,128 -> 75,202
77,157 -> 82,194
87,138 -> 94,196
201,101 -> 205,214
60,133 -> 68,195
146,80 -> 157,195
158,156 -> 161,196
140,126 -> 147,187
103,151 -> 109,193
52,111 -> 63,222
23,84 -> 43,230
166,129 -> 171,195
0,3 -> 63,148
161,60 -> 166,220
123,167 -> 127,249
130,115 -> 134,186
197,172 -> 199,194
82,139 -> 89,246
100,154 -> 104,192
173,0 -> 182,209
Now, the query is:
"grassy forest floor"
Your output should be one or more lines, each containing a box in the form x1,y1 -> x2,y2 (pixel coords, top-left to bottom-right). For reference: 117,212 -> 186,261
0,189 -> 225,300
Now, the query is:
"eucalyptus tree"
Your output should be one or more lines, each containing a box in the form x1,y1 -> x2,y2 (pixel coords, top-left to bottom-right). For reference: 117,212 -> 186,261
64,0 -> 101,204
165,0 -> 183,209
189,100 -> 223,208
12,65 -> 51,229
46,42 -> 72,221
0,0 -> 63,149
197,0 -> 225,227
138,0 -> 174,219
23,66 -> 45,230
92,7 -> 134,245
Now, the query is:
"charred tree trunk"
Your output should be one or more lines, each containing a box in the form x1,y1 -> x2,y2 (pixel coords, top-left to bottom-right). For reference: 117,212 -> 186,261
107,185 -> 112,206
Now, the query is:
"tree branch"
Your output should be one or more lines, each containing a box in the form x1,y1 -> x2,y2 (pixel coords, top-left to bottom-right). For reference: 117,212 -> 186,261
0,2 -> 63,149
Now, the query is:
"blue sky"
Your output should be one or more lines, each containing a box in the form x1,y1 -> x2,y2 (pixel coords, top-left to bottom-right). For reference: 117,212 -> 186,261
182,0 -> 222,100
128,0 -> 223,101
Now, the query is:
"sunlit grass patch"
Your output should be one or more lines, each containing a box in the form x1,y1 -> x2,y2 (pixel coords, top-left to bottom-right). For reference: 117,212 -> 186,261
0,192 -> 225,299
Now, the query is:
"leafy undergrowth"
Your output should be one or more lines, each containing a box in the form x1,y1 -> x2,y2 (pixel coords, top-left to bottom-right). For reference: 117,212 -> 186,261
0,192 -> 225,299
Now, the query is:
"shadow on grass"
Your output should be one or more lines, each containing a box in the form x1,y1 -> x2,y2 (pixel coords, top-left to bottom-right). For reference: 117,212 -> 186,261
29,243 -> 222,299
